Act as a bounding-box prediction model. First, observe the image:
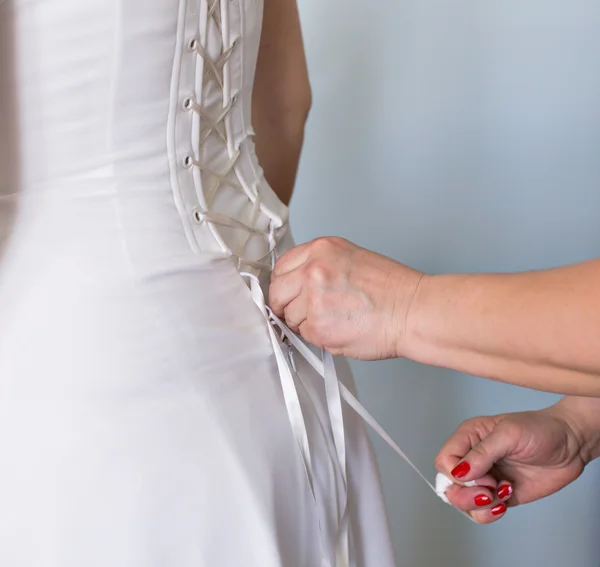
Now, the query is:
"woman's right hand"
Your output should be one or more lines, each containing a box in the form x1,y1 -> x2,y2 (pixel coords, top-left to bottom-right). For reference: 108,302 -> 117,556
435,403 -> 596,524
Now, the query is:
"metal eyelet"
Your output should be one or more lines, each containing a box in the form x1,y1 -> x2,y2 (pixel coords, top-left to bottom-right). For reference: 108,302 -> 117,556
193,209 -> 204,223
183,155 -> 193,169
188,37 -> 198,51
182,97 -> 194,111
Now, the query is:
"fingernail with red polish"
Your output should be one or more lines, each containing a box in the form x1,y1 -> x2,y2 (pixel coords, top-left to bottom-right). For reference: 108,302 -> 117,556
497,485 -> 513,500
451,461 -> 471,479
491,503 -> 507,516
474,494 -> 492,507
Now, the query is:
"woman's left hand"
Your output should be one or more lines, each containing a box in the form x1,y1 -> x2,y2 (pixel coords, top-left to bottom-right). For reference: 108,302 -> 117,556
435,405 -> 590,524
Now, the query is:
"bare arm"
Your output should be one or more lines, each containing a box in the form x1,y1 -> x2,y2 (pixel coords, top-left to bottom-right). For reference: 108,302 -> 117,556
407,259 -> 600,395
251,0 -> 311,206
269,237 -> 600,396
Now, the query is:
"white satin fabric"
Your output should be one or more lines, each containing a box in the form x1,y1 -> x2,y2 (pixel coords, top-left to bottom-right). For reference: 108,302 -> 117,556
0,1 -> 401,565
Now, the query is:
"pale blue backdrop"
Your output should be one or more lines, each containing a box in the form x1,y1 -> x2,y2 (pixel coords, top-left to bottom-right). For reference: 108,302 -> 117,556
293,1 -> 600,565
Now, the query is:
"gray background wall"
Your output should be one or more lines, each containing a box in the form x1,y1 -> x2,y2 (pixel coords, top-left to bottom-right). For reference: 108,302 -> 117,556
292,1 -> 600,566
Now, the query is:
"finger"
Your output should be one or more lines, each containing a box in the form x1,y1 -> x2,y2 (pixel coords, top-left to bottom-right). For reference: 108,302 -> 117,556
469,502 -> 508,525
496,482 -> 514,503
435,420 -> 488,476
443,428 -> 514,484
268,268 -> 303,317
445,484 -> 498,513
282,296 -> 307,333
272,242 -> 310,278
441,475 -> 513,509
297,319 -> 318,347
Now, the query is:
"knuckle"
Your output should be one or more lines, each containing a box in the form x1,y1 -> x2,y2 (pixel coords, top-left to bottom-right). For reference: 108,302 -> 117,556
308,236 -> 347,254
309,236 -> 334,251
453,421 -> 473,438
470,443 -> 491,460
456,416 -> 493,442
268,286 -> 282,310
304,260 -> 331,285
460,416 -> 484,431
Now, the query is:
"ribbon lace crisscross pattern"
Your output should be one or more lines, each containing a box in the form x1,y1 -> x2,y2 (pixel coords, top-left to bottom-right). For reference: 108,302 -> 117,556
181,4 -> 467,566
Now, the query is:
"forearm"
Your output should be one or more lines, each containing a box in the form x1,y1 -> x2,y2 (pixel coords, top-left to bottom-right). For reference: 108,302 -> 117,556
252,0 -> 311,206
405,259 -> 600,395
553,396 -> 600,462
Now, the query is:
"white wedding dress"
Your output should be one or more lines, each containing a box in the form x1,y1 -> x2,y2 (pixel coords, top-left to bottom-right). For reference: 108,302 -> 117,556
0,1 -> 398,565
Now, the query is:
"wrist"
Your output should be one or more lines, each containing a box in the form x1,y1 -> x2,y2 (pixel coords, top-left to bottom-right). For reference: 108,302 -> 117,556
394,270 -> 429,358
551,397 -> 600,464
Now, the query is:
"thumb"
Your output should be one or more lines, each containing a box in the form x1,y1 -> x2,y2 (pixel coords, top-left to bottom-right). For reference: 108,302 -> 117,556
445,425 -> 517,483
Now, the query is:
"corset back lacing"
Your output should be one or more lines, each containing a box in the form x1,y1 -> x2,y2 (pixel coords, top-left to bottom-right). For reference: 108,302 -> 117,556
183,3 -> 470,565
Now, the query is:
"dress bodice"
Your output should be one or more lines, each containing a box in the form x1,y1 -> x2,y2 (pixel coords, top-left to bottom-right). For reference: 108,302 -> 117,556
0,0 -> 288,264
0,6 -> 400,567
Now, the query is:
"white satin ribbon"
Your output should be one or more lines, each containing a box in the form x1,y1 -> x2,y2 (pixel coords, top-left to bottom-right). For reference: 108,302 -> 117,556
242,272 -> 473,567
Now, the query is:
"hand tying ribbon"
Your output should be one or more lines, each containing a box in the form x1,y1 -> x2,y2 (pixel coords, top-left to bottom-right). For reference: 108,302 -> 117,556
242,271 -> 473,566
